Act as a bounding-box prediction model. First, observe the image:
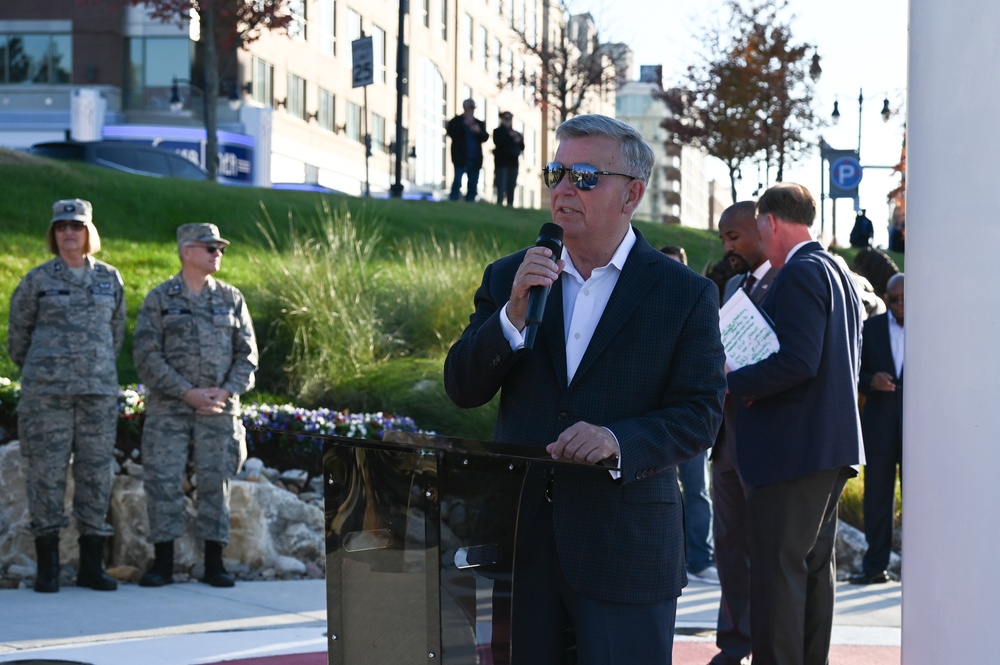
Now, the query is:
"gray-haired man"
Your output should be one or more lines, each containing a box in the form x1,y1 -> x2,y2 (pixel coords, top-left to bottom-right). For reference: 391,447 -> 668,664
133,223 -> 257,587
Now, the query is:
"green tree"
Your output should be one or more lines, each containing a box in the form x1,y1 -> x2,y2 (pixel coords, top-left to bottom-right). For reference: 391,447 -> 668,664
657,0 -> 820,202
736,0 -> 821,183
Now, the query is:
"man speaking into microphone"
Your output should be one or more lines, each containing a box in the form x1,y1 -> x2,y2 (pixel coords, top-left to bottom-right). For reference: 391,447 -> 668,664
445,114 -> 726,665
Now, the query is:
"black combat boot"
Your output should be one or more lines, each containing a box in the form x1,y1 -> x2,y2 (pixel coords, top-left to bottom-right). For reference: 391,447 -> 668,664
201,540 -> 235,587
34,535 -> 60,593
77,534 -> 118,591
139,541 -> 175,587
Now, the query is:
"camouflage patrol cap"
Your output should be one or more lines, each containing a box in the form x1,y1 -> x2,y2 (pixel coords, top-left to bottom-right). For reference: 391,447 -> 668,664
176,223 -> 230,247
51,198 -> 93,224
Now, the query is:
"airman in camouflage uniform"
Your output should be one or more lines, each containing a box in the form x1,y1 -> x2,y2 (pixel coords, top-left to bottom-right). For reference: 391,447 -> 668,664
133,223 -> 257,588
7,198 -> 125,593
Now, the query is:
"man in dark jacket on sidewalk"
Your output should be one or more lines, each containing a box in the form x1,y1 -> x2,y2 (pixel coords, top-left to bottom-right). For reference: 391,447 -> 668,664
447,98 -> 489,201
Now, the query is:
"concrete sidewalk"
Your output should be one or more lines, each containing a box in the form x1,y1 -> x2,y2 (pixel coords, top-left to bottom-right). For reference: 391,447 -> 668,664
0,578 -> 900,664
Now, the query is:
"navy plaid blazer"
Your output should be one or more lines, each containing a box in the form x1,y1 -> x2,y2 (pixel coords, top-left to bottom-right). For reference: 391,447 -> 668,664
444,228 -> 727,604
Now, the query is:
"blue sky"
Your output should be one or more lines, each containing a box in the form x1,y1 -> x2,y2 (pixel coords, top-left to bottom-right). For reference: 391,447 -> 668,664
569,0 -> 909,247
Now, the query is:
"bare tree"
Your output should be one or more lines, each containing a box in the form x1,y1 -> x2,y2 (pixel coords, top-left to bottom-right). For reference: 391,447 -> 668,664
508,5 -> 620,126
90,0 -> 294,180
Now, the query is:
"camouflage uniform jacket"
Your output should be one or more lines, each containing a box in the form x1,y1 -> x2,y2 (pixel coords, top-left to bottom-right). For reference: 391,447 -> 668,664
133,274 -> 257,416
7,256 -> 125,403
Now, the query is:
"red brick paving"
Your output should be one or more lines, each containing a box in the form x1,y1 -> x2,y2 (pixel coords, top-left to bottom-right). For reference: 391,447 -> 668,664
214,643 -> 901,665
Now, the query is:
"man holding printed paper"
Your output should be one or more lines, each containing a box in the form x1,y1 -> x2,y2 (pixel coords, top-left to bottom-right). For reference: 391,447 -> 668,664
725,183 -> 865,665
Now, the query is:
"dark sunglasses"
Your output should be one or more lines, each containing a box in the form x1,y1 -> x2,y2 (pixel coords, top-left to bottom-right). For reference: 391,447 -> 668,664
886,294 -> 903,304
53,220 -> 86,232
203,244 -> 227,255
542,162 -> 639,191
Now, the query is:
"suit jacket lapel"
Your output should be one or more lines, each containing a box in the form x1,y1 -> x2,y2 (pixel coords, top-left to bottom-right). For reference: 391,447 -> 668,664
753,267 -> 779,304
569,238 -> 658,388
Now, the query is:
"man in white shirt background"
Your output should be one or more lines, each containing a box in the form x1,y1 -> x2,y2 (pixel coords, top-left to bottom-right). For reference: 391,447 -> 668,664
850,272 -> 905,585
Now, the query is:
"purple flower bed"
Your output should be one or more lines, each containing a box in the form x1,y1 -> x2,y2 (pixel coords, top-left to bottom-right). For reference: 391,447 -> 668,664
1,378 -> 427,476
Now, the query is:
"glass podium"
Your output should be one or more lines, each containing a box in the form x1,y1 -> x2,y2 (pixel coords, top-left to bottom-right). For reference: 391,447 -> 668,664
321,431 -> 595,665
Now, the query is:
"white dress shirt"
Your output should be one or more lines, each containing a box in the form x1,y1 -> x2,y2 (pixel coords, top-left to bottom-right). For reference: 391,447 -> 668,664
888,309 -> 904,378
499,227 -> 637,476
500,226 -> 636,382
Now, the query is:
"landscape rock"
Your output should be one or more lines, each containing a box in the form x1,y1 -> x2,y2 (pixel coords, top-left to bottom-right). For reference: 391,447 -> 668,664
278,469 -> 310,491
1,440 -> 327,586
836,519 -> 902,580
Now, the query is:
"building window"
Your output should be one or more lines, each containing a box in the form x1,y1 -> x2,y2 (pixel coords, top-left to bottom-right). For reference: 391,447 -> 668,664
476,26 -> 487,71
318,88 -> 336,131
526,0 -> 537,46
439,0 -> 448,40
493,37 -> 502,80
416,58 -> 447,189
123,37 -> 192,110
373,26 -> 386,84
251,57 -> 274,107
318,0 -> 336,57
287,74 -> 306,119
504,48 -> 513,90
1,33 -> 72,84
463,14 -> 474,62
371,113 -> 386,153
287,0 -> 308,40
347,101 -> 363,142
422,0 -> 430,28
347,9 -> 362,42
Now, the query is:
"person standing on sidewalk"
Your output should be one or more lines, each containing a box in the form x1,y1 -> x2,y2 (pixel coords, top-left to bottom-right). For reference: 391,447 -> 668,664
849,273 -> 905,585
492,111 -> 524,206
133,223 -> 257,588
446,98 -> 489,201
727,184 -> 864,665
709,201 -> 779,665
7,198 -> 125,593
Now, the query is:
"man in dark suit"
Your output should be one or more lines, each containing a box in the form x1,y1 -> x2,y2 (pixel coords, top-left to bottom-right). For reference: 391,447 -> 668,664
850,272 -> 904,584
710,201 -> 779,665
446,98 -> 489,201
726,183 -> 865,665
444,114 -> 727,665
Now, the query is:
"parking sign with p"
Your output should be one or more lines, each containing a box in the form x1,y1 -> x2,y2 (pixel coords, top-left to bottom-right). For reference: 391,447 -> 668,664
829,153 -> 863,199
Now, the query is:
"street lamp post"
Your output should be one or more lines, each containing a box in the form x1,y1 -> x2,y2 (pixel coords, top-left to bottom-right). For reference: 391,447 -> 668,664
821,88 -> 895,240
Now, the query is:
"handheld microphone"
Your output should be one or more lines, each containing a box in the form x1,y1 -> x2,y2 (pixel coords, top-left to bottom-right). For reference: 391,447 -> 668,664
523,222 -> 564,350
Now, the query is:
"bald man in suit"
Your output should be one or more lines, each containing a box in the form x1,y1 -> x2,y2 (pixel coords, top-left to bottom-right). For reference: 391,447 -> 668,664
710,201 -> 779,665
727,183 -> 865,665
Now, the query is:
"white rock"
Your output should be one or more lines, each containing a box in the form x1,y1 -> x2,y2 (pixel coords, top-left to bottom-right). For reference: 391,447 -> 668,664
278,469 -> 309,490
6,564 -> 36,579
275,555 -> 307,576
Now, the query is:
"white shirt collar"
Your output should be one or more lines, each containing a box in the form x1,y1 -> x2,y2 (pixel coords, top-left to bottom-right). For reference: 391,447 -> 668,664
785,240 -> 812,264
751,259 -> 772,280
561,225 -> 636,283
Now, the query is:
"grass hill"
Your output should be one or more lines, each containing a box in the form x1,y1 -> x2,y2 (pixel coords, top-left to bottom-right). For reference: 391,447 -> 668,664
0,149 -> 732,439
